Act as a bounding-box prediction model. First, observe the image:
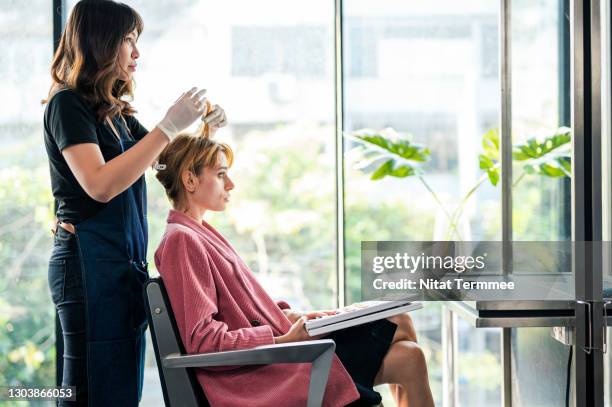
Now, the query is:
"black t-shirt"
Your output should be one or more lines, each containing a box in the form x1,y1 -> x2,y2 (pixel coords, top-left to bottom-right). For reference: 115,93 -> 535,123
43,88 -> 149,224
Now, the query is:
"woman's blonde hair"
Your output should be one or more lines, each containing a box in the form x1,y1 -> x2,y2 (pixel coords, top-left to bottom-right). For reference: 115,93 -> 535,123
155,121 -> 234,210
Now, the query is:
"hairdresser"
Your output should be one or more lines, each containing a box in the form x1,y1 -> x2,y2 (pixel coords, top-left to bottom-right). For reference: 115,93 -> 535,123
42,1 -> 226,405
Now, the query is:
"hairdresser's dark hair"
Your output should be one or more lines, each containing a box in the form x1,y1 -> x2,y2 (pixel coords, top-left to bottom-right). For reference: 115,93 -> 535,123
43,0 -> 143,122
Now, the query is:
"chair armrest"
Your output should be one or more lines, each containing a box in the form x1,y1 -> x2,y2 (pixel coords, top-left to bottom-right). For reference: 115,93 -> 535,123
163,339 -> 335,407
162,339 -> 335,368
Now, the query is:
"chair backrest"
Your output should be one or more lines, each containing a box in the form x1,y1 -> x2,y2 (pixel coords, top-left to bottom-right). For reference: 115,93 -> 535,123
144,278 -> 209,407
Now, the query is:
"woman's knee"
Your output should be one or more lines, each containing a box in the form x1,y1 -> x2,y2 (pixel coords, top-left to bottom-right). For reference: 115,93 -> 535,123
405,340 -> 426,361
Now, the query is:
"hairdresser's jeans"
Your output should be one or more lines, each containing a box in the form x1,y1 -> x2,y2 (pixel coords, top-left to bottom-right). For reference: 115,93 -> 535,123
48,227 -> 87,406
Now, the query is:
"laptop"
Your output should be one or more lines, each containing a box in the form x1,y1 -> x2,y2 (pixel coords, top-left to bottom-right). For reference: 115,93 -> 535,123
304,300 -> 423,336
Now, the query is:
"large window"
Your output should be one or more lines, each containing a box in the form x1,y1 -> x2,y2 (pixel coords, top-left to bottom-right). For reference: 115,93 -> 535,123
343,1 -> 502,403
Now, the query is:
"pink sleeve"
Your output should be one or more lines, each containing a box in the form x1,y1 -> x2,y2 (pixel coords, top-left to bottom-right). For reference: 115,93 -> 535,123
157,232 -> 275,357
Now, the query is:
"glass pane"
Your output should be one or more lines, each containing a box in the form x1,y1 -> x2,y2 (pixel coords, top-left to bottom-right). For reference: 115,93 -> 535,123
511,328 -> 572,406
509,2 -> 574,406
456,319 -> 502,406
0,0 -> 55,394
343,1 -> 501,404
123,0 -> 335,304
66,0 -> 335,404
511,0 -> 570,241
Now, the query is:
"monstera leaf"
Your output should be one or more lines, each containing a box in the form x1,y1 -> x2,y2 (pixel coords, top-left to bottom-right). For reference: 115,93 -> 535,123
345,126 -> 573,241
479,126 -> 572,186
513,127 -> 571,178
346,129 -> 430,180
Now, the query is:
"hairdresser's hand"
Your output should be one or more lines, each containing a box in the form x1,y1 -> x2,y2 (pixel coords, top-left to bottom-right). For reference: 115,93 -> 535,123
274,316 -> 320,344
202,104 -> 227,137
157,87 -> 207,141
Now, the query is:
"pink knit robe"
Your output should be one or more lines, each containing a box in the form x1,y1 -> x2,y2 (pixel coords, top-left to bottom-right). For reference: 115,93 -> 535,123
154,209 -> 359,407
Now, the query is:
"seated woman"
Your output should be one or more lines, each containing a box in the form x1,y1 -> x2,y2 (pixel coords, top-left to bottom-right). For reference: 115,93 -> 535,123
153,133 -> 434,407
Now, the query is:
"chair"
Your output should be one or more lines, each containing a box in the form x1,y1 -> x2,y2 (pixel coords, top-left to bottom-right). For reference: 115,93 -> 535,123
144,278 -> 337,407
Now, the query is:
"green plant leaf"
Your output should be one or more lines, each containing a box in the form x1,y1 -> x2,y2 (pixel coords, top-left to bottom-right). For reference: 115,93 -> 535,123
389,165 -> 416,178
487,168 -> 500,186
557,156 -> 571,175
513,129 -> 571,161
512,150 -> 531,161
478,128 -> 500,186
371,160 -> 394,180
481,128 -> 500,160
346,129 -> 430,181
478,128 -> 501,187
512,128 -> 571,178
480,126 -> 572,184
479,155 -> 494,170
369,159 -> 416,180
539,163 -> 566,177
355,134 -> 430,162
515,144 -> 537,159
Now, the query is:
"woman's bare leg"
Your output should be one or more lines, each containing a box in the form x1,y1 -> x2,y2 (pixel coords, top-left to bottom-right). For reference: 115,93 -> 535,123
374,340 -> 434,407
386,313 -> 418,404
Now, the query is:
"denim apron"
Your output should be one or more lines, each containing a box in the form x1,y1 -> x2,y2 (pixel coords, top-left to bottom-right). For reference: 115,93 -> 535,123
74,117 -> 149,406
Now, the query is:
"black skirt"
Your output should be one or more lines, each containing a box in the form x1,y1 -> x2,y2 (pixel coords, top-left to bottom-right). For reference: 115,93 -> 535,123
327,319 -> 397,406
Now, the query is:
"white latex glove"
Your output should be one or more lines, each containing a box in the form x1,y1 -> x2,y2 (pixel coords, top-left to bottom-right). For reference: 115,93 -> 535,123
201,104 -> 228,129
201,104 -> 228,137
157,87 -> 207,140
